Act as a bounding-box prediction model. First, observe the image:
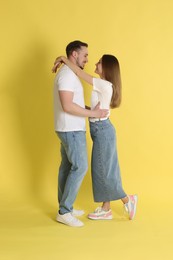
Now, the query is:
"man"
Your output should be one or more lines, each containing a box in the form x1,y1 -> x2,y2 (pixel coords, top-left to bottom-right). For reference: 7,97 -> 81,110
52,40 -> 108,227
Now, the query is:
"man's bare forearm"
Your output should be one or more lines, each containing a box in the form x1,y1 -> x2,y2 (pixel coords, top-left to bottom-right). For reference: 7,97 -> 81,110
63,102 -> 108,118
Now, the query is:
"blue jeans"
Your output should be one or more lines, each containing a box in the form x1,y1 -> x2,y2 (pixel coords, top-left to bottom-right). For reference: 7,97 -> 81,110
56,131 -> 88,214
89,119 -> 127,202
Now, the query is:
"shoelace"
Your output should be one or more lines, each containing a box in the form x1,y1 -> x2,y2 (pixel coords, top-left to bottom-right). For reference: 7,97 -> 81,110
94,207 -> 103,213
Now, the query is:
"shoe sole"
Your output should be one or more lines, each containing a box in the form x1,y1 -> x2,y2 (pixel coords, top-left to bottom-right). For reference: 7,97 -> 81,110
88,215 -> 113,220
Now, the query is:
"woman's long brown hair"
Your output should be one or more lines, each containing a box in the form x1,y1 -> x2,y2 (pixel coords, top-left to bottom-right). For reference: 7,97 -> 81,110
101,55 -> 122,108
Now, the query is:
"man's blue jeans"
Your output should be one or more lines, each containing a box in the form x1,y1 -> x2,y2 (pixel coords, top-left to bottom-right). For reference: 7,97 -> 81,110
56,131 -> 88,214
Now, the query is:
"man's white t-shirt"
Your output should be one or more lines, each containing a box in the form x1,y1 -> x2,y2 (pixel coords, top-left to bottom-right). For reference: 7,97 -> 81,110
54,65 -> 86,132
90,78 -> 112,120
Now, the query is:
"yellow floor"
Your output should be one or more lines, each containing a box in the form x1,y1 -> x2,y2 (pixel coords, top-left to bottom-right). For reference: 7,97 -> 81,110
1,194 -> 172,260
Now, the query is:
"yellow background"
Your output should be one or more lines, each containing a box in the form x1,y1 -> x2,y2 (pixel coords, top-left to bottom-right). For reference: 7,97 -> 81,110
0,0 -> 173,259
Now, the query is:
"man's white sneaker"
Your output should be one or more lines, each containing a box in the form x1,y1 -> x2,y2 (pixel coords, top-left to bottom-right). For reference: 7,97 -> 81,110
56,212 -> 84,227
72,209 -> 85,217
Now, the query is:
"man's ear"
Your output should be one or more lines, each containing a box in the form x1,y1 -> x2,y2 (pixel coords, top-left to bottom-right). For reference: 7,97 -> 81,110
72,50 -> 78,59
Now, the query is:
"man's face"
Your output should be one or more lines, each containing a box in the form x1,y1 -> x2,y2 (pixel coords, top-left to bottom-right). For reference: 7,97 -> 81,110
74,46 -> 88,69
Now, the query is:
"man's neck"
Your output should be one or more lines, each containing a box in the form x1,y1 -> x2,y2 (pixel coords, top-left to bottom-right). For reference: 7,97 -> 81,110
69,56 -> 76,65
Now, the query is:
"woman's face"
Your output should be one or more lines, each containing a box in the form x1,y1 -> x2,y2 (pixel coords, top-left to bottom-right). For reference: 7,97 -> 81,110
94,58 -> 103,76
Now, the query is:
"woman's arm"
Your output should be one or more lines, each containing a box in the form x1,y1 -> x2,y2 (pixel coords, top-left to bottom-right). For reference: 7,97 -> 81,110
53,56 -> 93,86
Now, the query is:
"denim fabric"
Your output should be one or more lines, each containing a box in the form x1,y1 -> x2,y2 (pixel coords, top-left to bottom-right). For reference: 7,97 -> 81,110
56,131 -> 88,214
89,119 -> 127,202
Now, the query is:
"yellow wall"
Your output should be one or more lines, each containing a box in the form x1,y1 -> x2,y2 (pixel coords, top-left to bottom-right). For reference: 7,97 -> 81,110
1,0 -> 173,207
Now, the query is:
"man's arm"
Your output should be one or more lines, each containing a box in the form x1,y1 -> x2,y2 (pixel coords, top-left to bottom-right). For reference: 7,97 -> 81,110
59,91 -> 108,118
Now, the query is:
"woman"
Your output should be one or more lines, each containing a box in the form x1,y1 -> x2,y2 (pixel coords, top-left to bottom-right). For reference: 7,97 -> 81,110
52,54 -> 138,220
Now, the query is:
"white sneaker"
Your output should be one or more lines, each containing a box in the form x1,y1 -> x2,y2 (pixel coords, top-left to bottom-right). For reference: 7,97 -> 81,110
56,212 -> 84,227
72,209 -> 85,217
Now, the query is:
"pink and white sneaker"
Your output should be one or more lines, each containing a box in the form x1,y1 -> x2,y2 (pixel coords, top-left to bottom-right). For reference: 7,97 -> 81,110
88,207 -> 113,220
124,195 -> 138,220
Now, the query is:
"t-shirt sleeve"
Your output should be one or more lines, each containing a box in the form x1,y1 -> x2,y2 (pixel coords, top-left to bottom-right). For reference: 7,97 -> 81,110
56,67 -> 76,92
